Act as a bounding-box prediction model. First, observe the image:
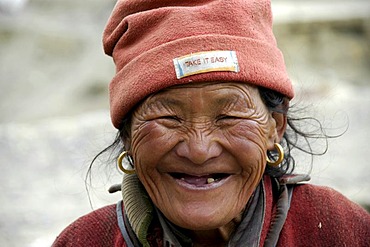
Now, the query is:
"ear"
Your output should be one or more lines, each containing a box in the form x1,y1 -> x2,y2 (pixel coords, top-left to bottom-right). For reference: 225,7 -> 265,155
267,112 -> 287,150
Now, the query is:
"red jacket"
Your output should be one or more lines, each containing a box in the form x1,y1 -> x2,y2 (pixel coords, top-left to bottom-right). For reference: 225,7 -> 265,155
53,179 -> 370,246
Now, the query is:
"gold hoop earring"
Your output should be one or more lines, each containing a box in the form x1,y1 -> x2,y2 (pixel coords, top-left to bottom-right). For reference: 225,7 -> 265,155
266,143 -> 284,167
117,151 -> 136,175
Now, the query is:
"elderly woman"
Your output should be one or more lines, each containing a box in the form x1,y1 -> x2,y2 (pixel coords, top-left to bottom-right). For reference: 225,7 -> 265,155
53,0 -> 370,246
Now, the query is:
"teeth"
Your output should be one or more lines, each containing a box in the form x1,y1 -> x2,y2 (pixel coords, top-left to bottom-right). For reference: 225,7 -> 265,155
207,178 -> 215,184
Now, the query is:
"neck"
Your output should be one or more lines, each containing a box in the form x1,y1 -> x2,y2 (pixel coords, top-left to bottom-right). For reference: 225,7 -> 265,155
188,214 -> 243,247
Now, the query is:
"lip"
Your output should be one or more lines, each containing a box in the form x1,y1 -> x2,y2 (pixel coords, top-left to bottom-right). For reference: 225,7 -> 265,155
168,172 -> 232,191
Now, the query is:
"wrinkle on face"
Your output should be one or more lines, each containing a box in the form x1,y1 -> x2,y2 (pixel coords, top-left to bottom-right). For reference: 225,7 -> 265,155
127,81 -> 278,237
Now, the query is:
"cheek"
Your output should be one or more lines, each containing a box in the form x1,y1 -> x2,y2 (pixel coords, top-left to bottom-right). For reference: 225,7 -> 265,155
224,120 -> 269,177
129,122 -> 176,202
130,121 -> 178,174
225,119 -> 270,152
132,121 -> 174,152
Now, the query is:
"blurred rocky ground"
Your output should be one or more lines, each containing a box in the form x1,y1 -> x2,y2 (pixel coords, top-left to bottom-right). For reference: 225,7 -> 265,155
0,0 -> 369,246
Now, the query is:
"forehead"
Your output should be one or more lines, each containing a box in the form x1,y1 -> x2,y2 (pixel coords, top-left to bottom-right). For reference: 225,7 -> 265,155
142,82 -> 261,108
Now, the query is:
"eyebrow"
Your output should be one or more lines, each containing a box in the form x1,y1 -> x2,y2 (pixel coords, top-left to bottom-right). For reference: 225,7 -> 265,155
155,94 -> 239,107
214,95 -> 239,106
144,96 -> 183,111
143,90 -> 252,111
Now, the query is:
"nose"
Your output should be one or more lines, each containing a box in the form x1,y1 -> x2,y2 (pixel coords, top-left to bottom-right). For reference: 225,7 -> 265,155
175,129 -> 222,165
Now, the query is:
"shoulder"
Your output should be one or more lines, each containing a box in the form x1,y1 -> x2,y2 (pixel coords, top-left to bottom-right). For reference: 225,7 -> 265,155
279,183 -> 370,246
52,204 -> 125,247
291,183 -> 369,219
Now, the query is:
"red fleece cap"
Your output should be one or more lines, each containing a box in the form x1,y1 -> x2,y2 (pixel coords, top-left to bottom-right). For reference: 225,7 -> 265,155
103,0 -> 294,128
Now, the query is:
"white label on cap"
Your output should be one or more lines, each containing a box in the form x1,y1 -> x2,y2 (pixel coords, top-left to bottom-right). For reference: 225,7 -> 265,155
173,50 -> 239,79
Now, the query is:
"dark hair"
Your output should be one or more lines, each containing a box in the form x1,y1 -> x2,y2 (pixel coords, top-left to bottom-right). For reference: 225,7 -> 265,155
86,87 -> 340,190
259,87 -> 330,177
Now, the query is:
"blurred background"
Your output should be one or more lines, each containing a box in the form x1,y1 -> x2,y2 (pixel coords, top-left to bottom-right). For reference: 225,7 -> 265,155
0,0 -> 369,246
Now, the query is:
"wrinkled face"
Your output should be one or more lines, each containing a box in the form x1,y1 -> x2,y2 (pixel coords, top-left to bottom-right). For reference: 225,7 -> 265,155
129,82 -> 282,230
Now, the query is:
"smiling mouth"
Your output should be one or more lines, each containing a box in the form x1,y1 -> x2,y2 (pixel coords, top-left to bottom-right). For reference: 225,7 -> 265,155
169,173 -> 230,187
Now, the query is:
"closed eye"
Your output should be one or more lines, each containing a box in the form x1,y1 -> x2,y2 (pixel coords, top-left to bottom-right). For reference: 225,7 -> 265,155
155,115 -> 183,127
159,115 -> 181,121
216,115 -> 243,126
217,115 -> 240,121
